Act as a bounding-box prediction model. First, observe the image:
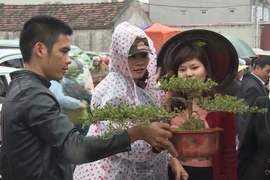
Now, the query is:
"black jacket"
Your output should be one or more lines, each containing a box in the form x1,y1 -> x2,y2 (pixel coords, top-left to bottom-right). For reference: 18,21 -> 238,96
0,70 -> 131,180
221,79 -> 241,97
238,96 -> 270,180
237,72 -> 269,141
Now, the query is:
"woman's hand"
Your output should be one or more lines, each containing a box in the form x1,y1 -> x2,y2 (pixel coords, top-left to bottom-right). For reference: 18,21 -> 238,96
169,157 -> 189,180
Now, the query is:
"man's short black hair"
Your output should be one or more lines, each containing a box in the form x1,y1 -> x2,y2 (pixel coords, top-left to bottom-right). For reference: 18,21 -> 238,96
241,57 -> 251,66
254,55 -> 270,69
19,15 -> 73,63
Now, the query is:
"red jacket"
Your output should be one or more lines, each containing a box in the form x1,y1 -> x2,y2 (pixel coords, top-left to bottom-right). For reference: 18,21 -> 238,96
206,112 -> 237,180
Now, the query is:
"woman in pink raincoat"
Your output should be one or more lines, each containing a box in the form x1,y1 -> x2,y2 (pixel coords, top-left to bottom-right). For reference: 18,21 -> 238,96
73,22 -> 188,180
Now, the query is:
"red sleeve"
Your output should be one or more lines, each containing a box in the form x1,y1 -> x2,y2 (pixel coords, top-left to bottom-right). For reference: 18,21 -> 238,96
220,112 -> 237,180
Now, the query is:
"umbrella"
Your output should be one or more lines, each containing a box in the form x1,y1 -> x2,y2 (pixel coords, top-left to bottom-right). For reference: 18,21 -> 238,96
223,35 -> 257,59
144,23 -> 182,52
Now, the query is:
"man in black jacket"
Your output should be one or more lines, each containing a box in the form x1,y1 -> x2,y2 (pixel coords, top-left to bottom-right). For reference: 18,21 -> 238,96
237,96 -> 270,180
237,56 -> 270,142
0,15 -> 178,180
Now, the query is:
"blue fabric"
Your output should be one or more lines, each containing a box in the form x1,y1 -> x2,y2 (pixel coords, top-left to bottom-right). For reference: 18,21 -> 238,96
61,75 -> 92,105
141,25 -> 150,30
49,80 -> 81,110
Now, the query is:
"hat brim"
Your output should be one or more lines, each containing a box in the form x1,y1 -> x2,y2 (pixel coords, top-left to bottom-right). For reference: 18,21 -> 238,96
128,48 -> 152,56
238,65 -> 248,72
157,29 -> 239,92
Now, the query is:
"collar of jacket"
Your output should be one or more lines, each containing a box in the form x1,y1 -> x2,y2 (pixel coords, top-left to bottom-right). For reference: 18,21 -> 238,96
244,72 -> 264,85
10,70 -> 51,88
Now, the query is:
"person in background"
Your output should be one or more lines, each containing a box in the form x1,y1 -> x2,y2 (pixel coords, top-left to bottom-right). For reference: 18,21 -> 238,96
238,96 -> 270,180
241,57 -> 252,75
222,58 -> 248,97
90,56 -> 109,87
74,22 -> 188,180
0,15 -> 179,180
236,58 -> 248,82
71,55 -> 95,93
49,80 -> 88,113
60,59 -> 92,136
234,58 -> 248,149
237,56 -> 270,142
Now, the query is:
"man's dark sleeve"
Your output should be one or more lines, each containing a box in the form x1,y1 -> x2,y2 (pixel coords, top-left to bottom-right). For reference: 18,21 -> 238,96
237,86 -> 260,140
24,90 -> 131,165
242,87 -> 260,106
237,96 -> 269,180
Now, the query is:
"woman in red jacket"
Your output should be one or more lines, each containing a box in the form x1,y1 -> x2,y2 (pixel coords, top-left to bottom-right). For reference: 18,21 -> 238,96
167,43 -> 237,180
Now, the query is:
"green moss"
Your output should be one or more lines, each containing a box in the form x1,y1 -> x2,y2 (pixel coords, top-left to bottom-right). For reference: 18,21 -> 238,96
180,117 -> 206,130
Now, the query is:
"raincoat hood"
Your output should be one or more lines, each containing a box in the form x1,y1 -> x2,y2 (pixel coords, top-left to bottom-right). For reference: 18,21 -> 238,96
109,22 -> 156,81
91,22 -> 164,107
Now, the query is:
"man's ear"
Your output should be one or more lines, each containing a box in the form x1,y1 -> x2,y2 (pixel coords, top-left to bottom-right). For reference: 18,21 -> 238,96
254,64 -> 260,71
34,42 -> 46,58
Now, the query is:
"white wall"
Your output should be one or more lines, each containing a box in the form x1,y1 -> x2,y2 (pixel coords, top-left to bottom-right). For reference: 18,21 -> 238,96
0,31 -> 20,40
170,23 -> 259,48
71,29 -> 112,51
114,0 -> 152,28
149,0 -> 252,24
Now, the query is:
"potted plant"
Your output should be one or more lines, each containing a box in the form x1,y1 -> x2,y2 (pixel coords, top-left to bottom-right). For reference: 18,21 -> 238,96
157,75 -> 267,161
85,75 -> 266,160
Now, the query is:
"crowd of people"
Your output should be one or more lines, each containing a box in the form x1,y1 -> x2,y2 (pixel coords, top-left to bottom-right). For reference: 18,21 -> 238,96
0,15 -> 270,180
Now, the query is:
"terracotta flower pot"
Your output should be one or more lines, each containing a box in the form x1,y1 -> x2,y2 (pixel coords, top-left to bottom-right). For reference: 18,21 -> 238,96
171,128 -> 223,161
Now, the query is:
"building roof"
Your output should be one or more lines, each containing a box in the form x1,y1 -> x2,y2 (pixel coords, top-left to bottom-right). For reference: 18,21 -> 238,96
0,2 -> 129,31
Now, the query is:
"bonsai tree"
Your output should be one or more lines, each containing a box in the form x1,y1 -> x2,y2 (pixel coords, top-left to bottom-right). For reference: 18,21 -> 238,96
87,102 -> 181,139
85,75 -> 267,138
157,75 -> 267,131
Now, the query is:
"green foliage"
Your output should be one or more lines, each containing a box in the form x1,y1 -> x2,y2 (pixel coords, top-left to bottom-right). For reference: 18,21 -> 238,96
87,102 -> 181,139
71,51 -> 84,58
198,94 -> 268,114
158,75 -> 267,131
66,69 -> 83,77
158,76 -> 217,94
176,117 -> 206,131
81,108 -> 90,120
85,75 -> 268,136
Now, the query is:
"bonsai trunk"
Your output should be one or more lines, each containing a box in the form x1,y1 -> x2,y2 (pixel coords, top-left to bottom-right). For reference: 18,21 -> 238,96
187,101 -> 193,120
186,94 -> 193,120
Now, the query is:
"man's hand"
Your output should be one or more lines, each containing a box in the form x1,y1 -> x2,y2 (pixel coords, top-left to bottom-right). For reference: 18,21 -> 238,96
128,122 -> 178,157
80,103 -> 88,109
169,157 -> 189,180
